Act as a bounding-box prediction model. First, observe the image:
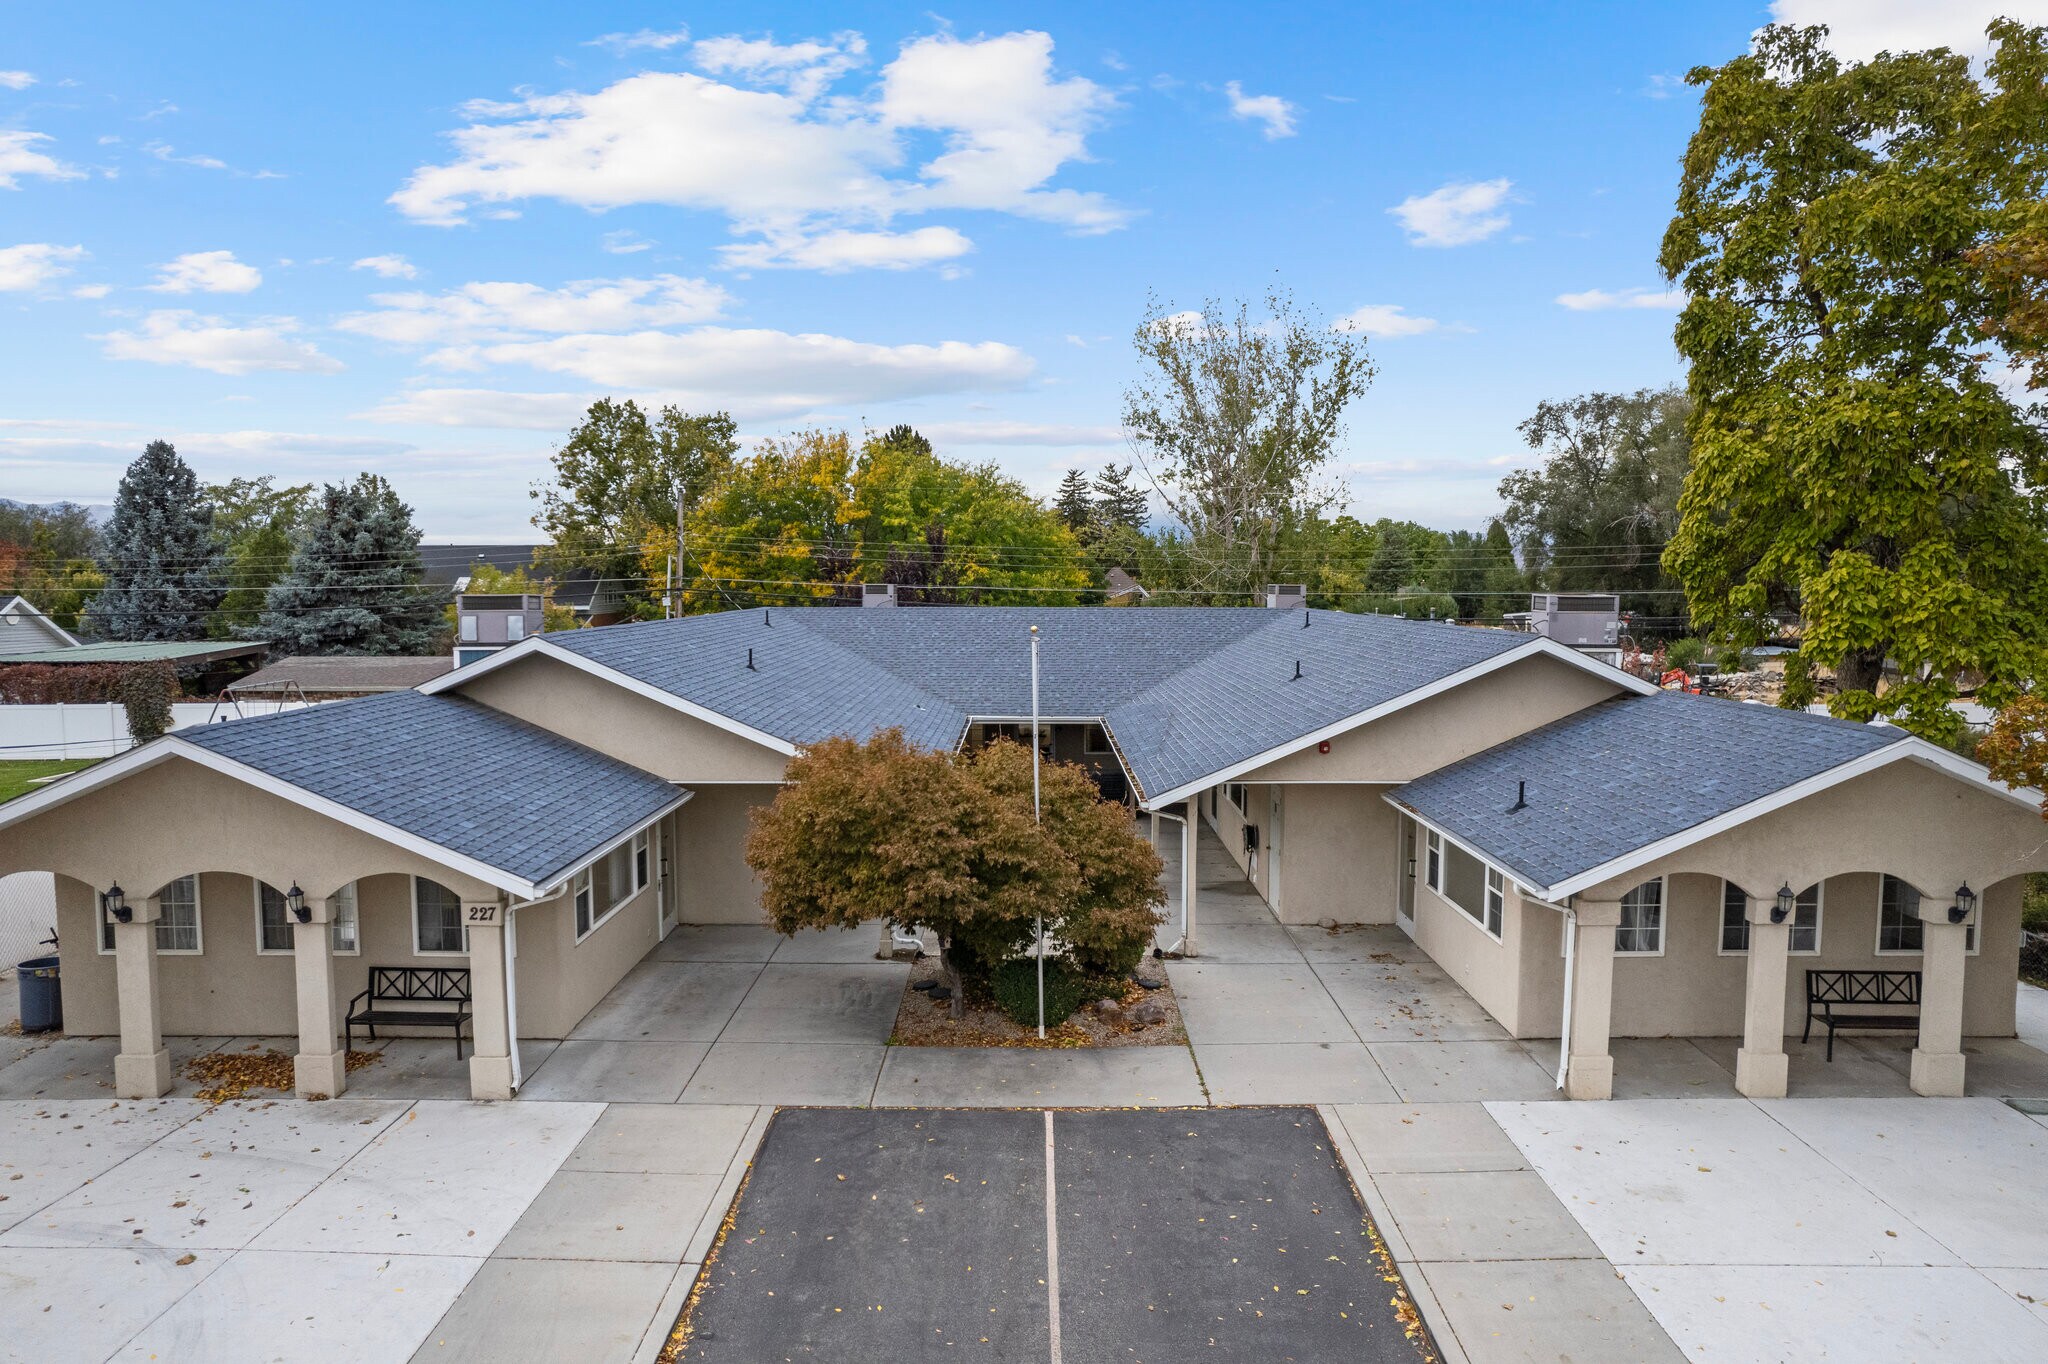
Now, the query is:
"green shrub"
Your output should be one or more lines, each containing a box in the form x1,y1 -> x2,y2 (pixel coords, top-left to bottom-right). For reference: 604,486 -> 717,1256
1664,637 -> 1707,672
1713,643 -> 1754,673
2023,874 -> 2048,935
1068,928 -> 1149,981
990,955 -> 1092,1028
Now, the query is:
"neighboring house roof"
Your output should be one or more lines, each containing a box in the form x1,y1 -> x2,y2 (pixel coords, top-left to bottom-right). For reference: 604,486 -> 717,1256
174,690 -> 682,892
237,655 -> 454,694
433,607 -> 1645,805
0,596 -> 81,654
1387,691 -> 2017,900
0,639 -> 268,665
1104,567 -> 1149,600
418,544 -> 602,612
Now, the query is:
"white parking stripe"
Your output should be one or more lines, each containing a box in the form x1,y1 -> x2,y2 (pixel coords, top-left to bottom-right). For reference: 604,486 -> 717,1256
1044,1110 -> 1064,1364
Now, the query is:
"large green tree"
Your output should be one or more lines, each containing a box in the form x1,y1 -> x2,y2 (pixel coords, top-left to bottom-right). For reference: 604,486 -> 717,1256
0,502 -> 102,631
205,476 -> 313,638
83,440 -> 227,642
254,474 -> 440,655
534,399 -> 740,618
1660,21 -> 2048,735
1122,288 -> 1374,596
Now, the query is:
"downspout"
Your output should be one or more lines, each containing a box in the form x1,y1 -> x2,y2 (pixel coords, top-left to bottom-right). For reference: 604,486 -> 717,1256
1151,807 -> 1193,956
503,898 -> 523,1092
1555,898 -> 1575,1093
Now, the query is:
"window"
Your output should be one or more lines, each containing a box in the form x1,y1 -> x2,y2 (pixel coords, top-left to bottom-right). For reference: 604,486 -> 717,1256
1484,868 -> 1506,937
1720,882 -> 1750,954
1428,836 -> 1501,939
1788,884 -> 1821,954
459,614 -> 478,642
413,877 -> 465,954
1878,875 -> 1977,954
506,614 -> 525,642
1083,725 -> 1111,756
634,830 -> 650,890
1424,830 -> 1442,892
1226,783 -> 1248,812
329,882 -> 359,955
156,875 -> 201,953
256,881 -> 294,953
1616,878 -> 1664,955
574,870 -> 595,937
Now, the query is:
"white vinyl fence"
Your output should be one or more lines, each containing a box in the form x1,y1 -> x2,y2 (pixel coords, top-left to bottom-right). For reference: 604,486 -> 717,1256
1,872 -> 58,971
0,700 -> 313,760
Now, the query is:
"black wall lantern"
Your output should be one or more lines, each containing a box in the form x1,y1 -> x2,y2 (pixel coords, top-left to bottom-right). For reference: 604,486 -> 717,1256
1950,883 -> 1977,925
1772,882 -> 1795,924
286,883 -> 310,924
101,884 -> 130,924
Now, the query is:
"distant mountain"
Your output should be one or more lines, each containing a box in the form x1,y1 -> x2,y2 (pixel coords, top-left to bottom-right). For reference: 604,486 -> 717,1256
0,498 -> 112,524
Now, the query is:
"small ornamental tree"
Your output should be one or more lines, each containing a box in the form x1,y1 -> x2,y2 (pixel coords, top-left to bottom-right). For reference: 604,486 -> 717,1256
745,730 -> 1164,1020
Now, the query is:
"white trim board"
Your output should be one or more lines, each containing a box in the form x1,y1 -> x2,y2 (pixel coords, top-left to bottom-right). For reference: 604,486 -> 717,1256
421,636 -> 800,757
1140,636 -> 1653,811
0,594 -> 82,648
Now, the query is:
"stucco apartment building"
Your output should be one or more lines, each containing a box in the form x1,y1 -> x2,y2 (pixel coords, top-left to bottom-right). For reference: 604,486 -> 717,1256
2,606 -> 2040,1103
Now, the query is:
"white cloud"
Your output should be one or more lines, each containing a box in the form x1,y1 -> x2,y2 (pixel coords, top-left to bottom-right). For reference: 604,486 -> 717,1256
0,130 -> 82,189
143,141 -> 227,171
719,225 -> 972,272
390,28 -> 1124,268
351,253 -> 418,279
358,388 -> 598,430
1388,178 -> 1513,247
1555,286 -> 1685,311
1223,80 -> 1298,139
0,243 -> 86,291
337,274 -> 733,345
917,420 -> 1123,445
588,26 -> 691,55
98,310 -> 342,375
148,249 -> 262,294
71,282 -> 110,299
1768,1 -> 2048,65
1334,303 -> 1451,339
0,71 -> 34,91
601,229 -> 652,254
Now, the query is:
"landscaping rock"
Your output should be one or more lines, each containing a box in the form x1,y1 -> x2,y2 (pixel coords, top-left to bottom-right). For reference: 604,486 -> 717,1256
1130,1000 -> 1169,1026
928,984 -> 952,1002
1094,998 -> 1124,1022
1133,974 -> 1165,991
912,979 -> 938,993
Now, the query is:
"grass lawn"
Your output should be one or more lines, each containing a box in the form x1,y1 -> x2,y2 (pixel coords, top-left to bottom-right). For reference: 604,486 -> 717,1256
0,759 -> 96,804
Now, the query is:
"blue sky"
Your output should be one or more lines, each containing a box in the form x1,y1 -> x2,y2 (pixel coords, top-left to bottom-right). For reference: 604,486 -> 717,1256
1,1 -> 2037,538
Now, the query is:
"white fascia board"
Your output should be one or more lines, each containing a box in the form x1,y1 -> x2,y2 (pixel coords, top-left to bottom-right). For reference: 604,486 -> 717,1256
532,787 -> 695,900
1139,638 -> 1649,812
966,714 -> 1106,725
1378,791 -> 1549,902
0,594 -> 81,648
423,635 -> 800,757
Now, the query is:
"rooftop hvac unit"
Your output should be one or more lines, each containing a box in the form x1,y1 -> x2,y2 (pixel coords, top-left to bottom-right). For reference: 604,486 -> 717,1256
1528,593 -> 1620,648
861,582 -> 899,607
1264,583 -> 1308,610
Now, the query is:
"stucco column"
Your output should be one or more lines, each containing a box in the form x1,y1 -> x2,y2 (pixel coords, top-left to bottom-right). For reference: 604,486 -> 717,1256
1910,902 -> 1969,1098
1181,796 -> 1200,957
1564,900 -> 1621,1100
111,895 -> 171,1099
465,906 -> 514,1101
1735,896 -> 1791,1099
292,894 -> 346,1099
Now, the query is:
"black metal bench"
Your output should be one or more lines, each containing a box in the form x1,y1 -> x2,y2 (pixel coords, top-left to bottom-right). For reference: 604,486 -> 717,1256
1803,969 -> 1920,1061
347,967 -> 473,1058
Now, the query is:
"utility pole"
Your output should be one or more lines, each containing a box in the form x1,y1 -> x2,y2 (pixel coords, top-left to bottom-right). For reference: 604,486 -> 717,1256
672,481 -> 688,619
1031,623 -> 1044,1039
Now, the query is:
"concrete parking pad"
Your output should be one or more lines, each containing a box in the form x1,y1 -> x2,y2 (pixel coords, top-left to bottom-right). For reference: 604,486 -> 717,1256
1422,1259 -> 1686,1364
1368,1040 -> 1558,1102
345,1039 -> 558,1101
0,1246 -> 231,1361
495,1169 -> 722,1263
718,963 -> 907,1043
1285,923 -> 1432,963
772,924 -> 888,963
568,961 -> 761,1042
0,1098 -> 202,1229
1195,1040 -> 1398,1104
0,1035 -> 230,1100
681,1041 -> 886,1106
253,1099 -> 603,1257
518,1039 -> 708,1103
564,1103 -> 762,1175
872,1044 -> 1205,1107
410,1256 -> 679,1364
1373,1169 -> 1600,1263
115,1247 -> 480,1364
1332,1103 -> 1529,1175
1317,960 -> 1511,1042
651,924 -> 781,962
2,1097 -> 410,1250
1168,961 -> 1355,1043
1626,1263 -> 2048,1361
1178,918 -> 1305,963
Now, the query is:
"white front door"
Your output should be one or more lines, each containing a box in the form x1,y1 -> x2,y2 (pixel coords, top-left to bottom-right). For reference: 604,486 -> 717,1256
1266,788 -> 1283,917
1396,816 -> 1417,936
657,820 -> 678,937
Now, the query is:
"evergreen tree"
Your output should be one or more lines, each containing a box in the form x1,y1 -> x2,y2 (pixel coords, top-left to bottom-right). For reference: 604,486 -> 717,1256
1092,464 -> 1148,530
83,440 -> 227,642
1054,470 -> 1095,531
254,474 -> 440,655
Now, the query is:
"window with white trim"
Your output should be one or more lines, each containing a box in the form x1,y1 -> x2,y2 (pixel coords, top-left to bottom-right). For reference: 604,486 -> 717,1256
1226,782 -> 1248,812
1431,837 -> 1500,939
1789,883 -> 1822,954
1720,881 -> 1750,953
633,830 -> 649,893
156,875 -> 201,953
458,614 -> 478,642
1083,725 -> 1111,756
329,882 -> 359,955
1878,874 -> 1976,954
1484,868 -> 1506,937
1616,878 -> 1664,955
1424,830 -> 1442,892
506,614 -> 525,641
413,877 -> 465,954
574,869 -> 595,937
256,881 -> 294,953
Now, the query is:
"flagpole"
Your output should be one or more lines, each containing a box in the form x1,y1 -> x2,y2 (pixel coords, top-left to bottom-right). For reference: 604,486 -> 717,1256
1031,623 -> 1044,1039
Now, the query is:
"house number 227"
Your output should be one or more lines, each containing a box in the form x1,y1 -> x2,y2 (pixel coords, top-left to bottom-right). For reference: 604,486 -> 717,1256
466,905 -> 501,926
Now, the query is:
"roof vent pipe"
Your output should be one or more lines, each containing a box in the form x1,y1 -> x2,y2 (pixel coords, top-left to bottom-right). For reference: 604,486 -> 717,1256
1293,659 -> 1302,681
763,609 -> 771,626
747,647 -> 756,671
1509,779 -> 1527,812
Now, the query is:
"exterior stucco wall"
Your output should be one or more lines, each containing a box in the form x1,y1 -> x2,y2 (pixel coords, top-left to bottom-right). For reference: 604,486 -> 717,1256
1266,785 -> 1401,925
1239,653 -> 1623,785
455,653 -> 790,783
511,877 -> 658,1039
674,784 -> 779,924
1405,850 -> 1527,1029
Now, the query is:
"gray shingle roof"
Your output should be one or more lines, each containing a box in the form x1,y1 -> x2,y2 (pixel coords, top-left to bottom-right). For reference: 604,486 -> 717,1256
542,607 -> 1540,798
178,690 -> 679,889
1390,691 -> 1903,894
239,655 -> 454,693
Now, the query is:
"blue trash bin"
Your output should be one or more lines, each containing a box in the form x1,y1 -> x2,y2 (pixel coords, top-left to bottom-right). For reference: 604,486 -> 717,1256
16,955 -> 60,1033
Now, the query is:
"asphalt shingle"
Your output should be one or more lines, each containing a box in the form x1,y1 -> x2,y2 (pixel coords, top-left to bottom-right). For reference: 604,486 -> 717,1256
178,689 -> 680,888
1389,691 -> 1903,893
